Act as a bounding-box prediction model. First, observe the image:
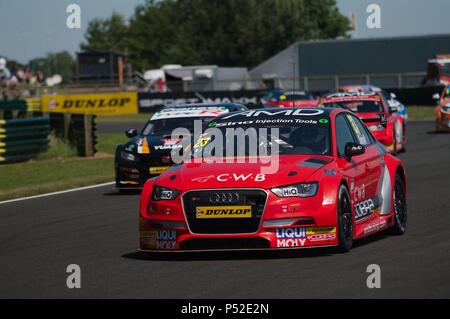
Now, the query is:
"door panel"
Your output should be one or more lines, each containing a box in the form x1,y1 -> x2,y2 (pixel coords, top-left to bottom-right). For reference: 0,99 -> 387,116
335,114 -> 368,223
345,114 -> 383,223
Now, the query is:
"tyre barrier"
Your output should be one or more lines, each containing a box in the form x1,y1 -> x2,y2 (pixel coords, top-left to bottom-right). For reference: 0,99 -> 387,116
0,102 -> 50,163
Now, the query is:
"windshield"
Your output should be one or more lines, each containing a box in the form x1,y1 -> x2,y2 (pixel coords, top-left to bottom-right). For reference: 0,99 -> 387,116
142,117 -> 212,136
191,119 -> 332,158
324,100 -> 382,113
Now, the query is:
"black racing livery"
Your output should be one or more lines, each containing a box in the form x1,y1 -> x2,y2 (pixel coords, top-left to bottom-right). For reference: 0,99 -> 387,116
115,103 -> 247,190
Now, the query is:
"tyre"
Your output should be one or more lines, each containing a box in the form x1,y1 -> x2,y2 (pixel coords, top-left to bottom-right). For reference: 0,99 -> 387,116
392,128 -> 398,155
436,121 -> 441,133
336,184 -> 353,253
389,173 -> 408,235
400,124 -> 406,153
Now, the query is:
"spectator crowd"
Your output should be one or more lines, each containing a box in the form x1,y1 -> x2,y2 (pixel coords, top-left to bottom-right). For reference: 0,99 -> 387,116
0,57 -> 45,101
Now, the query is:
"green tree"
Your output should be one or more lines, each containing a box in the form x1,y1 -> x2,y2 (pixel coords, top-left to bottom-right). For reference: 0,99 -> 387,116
126,0 -> 182,70
80,12 -> 129,53
28,51 -> 75,84
82,0 -> 349,69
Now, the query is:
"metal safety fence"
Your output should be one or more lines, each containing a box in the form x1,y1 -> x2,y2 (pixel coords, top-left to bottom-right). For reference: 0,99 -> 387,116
135,72 -> 428,93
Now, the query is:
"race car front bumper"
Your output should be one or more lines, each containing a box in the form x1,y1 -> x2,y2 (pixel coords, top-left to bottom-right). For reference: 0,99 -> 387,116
116,164 -> 171,189
437,112 -> 450,131
140,187 -> 341,251
370,127 -> 404,153
139,216 -> 339,252
115,150 -> 173,189
370,129 -> 394,150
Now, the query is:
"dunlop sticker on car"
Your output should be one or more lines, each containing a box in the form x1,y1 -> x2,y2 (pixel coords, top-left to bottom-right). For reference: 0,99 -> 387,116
196,206 -> 252,219
149,166 -> 171,175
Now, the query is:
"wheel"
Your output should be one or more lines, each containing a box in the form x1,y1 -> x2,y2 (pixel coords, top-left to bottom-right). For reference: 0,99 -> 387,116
388,173 -> 408,235
336,184 -> 353,253
392,128 -> 398,155
400,124 -> 406,153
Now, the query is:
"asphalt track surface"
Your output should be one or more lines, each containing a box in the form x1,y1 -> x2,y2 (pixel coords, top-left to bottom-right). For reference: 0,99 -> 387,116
0,121 -> 449,298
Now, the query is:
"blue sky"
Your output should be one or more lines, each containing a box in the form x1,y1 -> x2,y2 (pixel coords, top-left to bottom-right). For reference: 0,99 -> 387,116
1,0 -> 449,63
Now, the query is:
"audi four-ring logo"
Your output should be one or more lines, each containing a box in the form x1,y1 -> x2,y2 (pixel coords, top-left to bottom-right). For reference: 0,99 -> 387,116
209,193 -> 240,204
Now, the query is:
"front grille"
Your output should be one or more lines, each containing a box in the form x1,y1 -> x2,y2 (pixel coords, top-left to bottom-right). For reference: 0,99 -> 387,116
140,154 -> 169,166
182,190 -> 267,234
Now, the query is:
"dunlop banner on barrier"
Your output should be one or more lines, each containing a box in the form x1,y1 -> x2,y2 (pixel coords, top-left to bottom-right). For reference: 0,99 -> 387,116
41,92 -> 138,115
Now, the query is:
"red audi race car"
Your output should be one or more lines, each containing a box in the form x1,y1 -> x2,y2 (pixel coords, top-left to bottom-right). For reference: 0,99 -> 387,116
322,92 -> 406,155
433,85 -> 450,132
139,107 -> 407,253
338,85 -> 409,122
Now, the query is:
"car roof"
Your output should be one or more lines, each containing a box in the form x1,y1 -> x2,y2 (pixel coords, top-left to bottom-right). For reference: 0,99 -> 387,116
150,103 -> 248,121
323,91 -> 381,100
325,91 -> 379,97
160,103 -> 247,111
340,85 -> 382,92
282,91 -> 310,95
267,89 -> 312,94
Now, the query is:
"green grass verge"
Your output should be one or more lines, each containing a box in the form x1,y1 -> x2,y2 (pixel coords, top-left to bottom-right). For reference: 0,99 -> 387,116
36,135 -> 78,160
408,106 -> 435,121
97,134 -> 128,154
0,157 -> 115,201
32,134 -> 126,161
0,134 -> 128,201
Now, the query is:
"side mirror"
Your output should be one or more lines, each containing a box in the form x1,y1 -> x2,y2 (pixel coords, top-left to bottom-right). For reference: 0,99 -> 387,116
432,93 -> 441,101
389,106 -> 398,114
345,143 -> 365,160
390,92 -> 397,99
380,113 -> 388,128
126,129 -> 138,138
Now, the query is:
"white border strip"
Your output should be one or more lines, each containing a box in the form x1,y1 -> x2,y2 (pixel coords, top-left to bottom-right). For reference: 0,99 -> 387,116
0,182 -> 115,205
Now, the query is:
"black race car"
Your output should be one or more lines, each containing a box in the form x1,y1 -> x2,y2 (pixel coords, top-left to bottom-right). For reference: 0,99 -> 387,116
115,103 -> 247,190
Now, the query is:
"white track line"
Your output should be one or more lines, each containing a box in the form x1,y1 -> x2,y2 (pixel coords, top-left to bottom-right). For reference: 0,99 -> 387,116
0,182 -> 115,205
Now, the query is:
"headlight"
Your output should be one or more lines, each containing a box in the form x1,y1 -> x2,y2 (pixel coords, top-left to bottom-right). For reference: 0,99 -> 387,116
368,125 -> 384,132
121,151 -> 137,162
152,186 -> 180,201
272,183 -> 318,198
